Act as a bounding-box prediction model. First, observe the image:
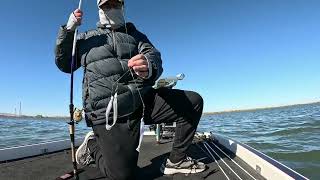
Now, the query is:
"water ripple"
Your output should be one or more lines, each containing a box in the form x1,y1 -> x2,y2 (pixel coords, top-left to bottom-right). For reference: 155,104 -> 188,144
1,103 -> 320,179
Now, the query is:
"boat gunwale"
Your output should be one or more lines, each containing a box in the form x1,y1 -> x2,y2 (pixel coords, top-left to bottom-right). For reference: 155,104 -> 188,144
211,132 -> 309,180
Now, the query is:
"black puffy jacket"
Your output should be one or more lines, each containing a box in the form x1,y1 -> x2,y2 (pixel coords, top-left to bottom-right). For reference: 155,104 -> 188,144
55,23 -> 163,126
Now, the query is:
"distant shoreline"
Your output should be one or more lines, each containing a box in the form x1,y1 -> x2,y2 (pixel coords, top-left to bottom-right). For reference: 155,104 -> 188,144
0,114 -> 68,120
1,101 -> 319,119
202,101 -> 320,115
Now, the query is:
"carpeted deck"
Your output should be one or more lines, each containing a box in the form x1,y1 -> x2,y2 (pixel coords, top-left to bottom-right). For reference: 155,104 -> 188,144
0,136 -> 264,180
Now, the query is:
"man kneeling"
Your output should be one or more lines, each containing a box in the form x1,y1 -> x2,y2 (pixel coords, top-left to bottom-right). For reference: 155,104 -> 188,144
55,0 -> 206,179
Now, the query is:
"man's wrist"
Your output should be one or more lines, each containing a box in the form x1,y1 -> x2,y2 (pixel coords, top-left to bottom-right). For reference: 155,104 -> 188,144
66,12 -> 79,31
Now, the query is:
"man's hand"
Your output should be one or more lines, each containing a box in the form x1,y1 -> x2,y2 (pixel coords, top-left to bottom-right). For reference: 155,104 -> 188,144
128,54 -> 149,78
66,9 -> 83,31
73,9 -> 83,22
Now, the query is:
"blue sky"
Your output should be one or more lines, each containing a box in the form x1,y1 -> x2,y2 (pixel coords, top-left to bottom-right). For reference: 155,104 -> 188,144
0,0 -> 319,116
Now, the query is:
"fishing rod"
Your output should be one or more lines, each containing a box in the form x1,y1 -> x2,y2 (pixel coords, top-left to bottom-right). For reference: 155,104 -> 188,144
68,0 -> 82,179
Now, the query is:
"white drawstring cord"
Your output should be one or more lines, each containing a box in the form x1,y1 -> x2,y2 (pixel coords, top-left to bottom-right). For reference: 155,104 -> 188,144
105,93 -> 118,130
136,117 -> 145,152
122,5 -> 146,152
105,69 -> 129,131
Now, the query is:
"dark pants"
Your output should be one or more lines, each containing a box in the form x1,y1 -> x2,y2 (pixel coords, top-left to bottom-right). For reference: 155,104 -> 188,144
88,88 -> 203,180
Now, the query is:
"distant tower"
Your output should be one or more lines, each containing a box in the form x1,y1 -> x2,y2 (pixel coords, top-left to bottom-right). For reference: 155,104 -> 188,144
14,108 -> 17,116
19,102 -> 22,116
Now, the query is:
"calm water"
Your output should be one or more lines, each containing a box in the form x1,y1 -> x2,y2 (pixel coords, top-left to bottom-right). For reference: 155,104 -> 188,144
1,103 -> 319,179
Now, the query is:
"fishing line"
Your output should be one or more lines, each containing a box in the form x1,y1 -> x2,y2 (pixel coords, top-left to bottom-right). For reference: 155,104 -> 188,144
123,2 -> 146,152
122,3 -> 146,110
105,1 -> 146,144
111,69 -> 130,94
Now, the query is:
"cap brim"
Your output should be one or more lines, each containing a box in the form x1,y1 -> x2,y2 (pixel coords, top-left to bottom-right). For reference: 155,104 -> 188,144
98,0 -> 124,8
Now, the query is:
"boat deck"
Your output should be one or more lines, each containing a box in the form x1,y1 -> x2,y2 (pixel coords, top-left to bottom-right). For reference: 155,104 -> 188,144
0,136 -> 265,180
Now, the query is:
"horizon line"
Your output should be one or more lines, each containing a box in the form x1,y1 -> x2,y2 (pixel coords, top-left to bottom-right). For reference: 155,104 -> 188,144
1,100 -> 319,118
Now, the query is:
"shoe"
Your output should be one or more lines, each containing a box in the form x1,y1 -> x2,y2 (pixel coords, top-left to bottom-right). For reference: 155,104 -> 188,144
160,156 -> 206,175
76,131 -> 95,166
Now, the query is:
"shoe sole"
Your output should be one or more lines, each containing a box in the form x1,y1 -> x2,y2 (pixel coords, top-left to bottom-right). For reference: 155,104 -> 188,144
161,166 -> 206,175
75,131 -> 94,165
